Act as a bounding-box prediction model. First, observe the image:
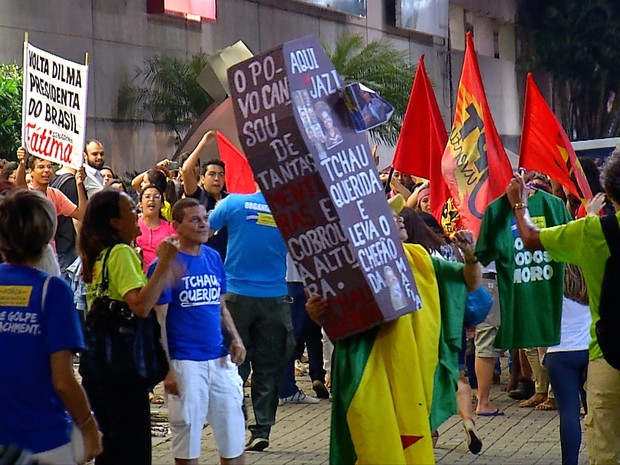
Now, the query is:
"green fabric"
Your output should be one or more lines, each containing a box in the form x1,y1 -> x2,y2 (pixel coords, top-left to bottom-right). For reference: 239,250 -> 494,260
475,191 -> 572,349
540,212 -> 620,361
86,244 -> 146,309
329,327 -> 378,465
429,257 -> 467,431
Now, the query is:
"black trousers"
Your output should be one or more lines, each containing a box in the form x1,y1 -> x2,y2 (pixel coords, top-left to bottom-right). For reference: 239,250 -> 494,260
83,376 -> 151,465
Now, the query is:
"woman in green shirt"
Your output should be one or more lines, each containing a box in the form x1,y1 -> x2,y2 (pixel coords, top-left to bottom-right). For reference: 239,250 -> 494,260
78,189 -> 178,465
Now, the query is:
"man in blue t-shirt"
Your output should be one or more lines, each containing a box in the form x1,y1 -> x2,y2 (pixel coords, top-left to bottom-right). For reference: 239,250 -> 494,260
150,198 -> 246,465
209,189 -> 294,452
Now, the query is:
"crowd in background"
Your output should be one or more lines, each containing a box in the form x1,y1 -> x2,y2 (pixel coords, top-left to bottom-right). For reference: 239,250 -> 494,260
0,136 -> 619,465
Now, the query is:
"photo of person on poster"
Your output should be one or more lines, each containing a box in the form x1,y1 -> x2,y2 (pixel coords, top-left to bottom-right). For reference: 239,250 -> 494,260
314,101 -> 343,150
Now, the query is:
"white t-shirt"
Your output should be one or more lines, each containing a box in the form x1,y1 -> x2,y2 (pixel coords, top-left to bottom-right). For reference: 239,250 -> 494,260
546,297 -> 591,353
286,252 -> 302,283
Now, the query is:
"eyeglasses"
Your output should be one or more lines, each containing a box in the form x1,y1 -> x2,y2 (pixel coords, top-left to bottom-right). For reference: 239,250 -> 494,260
142,194 -> 162,201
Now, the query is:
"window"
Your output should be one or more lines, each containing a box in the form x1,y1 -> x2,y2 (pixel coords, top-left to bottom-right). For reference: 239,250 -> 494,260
293,0 -> 367,17
147,0 -> 216,21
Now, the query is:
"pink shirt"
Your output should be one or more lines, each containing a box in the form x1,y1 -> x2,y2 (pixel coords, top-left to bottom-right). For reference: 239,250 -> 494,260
34,187 -> 77,253
46,187 -> 77,217
136,217 -> 175,272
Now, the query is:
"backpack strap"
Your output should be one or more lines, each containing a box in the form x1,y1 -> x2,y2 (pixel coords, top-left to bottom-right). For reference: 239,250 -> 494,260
98,247 -> 114,292
40,275 -> 53,311
600,215 -> 620,257
50,172 -> 74,192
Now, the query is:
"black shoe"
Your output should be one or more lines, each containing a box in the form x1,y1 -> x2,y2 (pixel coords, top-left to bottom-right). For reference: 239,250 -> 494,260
312,380 -> 330,399
245,436 -> 269,452
508,379 -> 535,400
463,419 -> 482,454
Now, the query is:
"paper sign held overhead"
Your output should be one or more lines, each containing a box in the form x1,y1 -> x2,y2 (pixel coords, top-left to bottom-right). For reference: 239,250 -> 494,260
21,41 -> 89,169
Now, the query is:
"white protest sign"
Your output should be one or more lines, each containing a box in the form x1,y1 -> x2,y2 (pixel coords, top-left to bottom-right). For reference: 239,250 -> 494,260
21,41 -> 88,169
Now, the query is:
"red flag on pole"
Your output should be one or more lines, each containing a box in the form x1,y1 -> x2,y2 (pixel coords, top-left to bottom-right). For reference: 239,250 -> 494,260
518,73 -> 593,201
441,32 -> 513,237
392,55 -> 451,221
215,130 -> 256,194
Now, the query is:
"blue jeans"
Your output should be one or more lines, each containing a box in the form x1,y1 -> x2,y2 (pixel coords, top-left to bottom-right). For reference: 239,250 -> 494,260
544,350 -> 588,465
278,282 -> 325,397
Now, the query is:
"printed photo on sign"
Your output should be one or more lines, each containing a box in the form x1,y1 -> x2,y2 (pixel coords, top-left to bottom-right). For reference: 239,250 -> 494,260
314,100 -> 343,150
343,82 -> 394,132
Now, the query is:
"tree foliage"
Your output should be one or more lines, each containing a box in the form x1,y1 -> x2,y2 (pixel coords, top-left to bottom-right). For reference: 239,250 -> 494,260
519,0 -> 620,139
0,64 -> 23,161
118,53 -> 213,141
118,33 -> 414,146
323,31 -> 415,145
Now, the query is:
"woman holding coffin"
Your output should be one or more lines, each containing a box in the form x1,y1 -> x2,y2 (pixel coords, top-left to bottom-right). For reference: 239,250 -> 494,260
305,194 -> 482,464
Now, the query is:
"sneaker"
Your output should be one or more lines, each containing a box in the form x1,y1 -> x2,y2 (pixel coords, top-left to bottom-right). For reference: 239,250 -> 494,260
462,419 -> 482,454
245,436 -> 269,452
312,380 -> 330,399
280,390 -> 320,404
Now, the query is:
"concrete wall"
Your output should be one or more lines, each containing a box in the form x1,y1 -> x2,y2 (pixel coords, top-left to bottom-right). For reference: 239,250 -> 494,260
0,0 -> 520,173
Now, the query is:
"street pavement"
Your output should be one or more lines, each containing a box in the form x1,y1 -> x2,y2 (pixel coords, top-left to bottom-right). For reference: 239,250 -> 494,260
150,375 -> 589,465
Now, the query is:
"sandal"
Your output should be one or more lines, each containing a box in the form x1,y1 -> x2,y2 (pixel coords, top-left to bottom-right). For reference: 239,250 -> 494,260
149,393 -> 165,405
534,399 -> 557,411
518,395 -> 546,408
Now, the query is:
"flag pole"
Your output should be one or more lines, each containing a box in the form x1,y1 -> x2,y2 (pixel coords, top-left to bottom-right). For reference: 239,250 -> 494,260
384,167 -> 395,195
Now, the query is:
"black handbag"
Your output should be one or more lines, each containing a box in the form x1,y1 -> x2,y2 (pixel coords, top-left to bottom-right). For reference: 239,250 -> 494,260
79,247 -> 169,386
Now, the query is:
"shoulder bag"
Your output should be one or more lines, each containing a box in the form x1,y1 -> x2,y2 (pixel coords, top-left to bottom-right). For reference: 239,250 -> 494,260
79,246 -> 168,385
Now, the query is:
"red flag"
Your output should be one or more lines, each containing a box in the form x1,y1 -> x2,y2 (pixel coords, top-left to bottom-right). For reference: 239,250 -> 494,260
392,55 -> 451,221
441,32 -> 513,237
215,130 -> 256,194
519,73 -> 593,201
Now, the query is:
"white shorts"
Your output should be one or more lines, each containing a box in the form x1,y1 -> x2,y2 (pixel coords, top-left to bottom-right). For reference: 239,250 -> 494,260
167,356 -> 245,460
32,442 -> 75,465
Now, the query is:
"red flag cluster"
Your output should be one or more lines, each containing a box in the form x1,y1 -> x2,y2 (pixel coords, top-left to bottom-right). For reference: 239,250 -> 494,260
519,73 -> 592,201
392,55 -> 450,221
393,32 -> 591,238
441,32 -> 512,236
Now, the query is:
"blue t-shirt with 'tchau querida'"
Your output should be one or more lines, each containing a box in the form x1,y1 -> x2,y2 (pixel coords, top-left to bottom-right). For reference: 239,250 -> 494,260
150,245 -> 227,361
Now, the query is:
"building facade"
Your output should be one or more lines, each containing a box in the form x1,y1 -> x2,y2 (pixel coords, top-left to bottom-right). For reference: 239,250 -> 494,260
0,0 -> 520,172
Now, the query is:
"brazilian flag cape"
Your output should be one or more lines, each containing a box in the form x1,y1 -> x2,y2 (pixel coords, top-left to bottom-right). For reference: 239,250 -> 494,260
330,243 -> 467,465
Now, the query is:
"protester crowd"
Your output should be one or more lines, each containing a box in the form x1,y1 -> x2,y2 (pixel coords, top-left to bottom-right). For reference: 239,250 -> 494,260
0,133 -> 619,465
